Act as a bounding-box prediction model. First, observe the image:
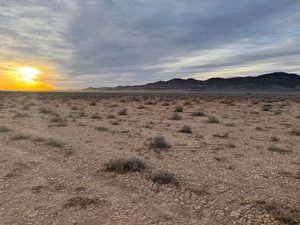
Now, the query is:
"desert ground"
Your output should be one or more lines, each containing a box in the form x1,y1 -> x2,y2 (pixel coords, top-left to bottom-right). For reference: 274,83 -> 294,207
0,91 -> 299,225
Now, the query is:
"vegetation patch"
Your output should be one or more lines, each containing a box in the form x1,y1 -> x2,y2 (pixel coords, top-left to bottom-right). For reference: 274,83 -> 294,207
207,116 -> 219,123
10,134 -> 31,141
268,146 -> 292,154
96,126 -> 109,132
179,125 -> 192,133
45,139 -> 65,148
63,197 -> 103,209
103,158 -> 146,174
150,172 -> 179,186
149,136 -> 171,150
0,126 -> 11,133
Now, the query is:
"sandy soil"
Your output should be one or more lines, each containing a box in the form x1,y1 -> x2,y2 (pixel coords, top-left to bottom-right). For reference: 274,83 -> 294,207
0,92 -> 299,225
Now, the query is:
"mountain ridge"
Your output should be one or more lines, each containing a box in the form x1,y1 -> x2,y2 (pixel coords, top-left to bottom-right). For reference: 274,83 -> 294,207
85,72 -> 300,91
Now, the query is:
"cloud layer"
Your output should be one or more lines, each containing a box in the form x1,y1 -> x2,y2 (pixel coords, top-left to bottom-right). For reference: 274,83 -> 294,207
1,0 -> 300,88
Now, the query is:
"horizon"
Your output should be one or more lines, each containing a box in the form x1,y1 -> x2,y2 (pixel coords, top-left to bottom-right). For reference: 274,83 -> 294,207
1,1 -> 300,91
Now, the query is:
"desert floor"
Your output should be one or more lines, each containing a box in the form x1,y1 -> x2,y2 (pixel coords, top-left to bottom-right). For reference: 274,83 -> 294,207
0,92 -> 299,225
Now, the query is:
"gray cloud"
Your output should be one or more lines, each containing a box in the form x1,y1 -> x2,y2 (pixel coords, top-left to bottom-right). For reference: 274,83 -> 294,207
1,0 -> 300,87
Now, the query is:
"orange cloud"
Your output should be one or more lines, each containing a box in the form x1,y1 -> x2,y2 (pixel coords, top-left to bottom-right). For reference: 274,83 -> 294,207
0,61 -> 56,91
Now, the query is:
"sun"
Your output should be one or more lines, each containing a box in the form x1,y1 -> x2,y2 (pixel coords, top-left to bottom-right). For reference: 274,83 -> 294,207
16,67 -> 41,84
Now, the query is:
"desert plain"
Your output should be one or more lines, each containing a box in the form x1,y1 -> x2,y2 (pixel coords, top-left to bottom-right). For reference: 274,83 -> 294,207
0,91 -> 299,225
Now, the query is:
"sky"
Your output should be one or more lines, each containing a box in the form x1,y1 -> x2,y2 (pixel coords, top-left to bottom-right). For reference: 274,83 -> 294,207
0,0 -> 300,90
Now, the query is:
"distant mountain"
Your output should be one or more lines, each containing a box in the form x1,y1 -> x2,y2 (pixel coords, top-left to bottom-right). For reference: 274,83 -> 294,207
85,72 -> 300,91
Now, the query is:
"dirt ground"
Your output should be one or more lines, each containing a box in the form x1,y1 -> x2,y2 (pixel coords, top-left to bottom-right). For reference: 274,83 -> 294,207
0,92 -> 299,225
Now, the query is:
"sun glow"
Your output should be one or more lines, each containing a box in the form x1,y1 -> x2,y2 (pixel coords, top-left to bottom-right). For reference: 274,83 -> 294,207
16,67 -> 41,84
0,61 -> 56,91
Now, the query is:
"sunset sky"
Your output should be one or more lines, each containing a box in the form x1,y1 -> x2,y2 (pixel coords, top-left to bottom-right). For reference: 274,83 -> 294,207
1,0 -> 300,90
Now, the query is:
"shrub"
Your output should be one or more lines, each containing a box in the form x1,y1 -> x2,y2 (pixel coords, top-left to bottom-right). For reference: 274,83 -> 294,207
179,125 -> 192,133
39,107 -> 52,114
118,108 -> 127,115
103,158 -> 146,174
90,113 -> 102,119
271,136 -> 279,142
10,134 -> 31,141
290,129 -> 300,136
149,136 -> 170,149
191,111 -> 205,117
49,115 -> 68,127
255,126 -> 264,131
213,133 -> 229,138
262,104 -> 272,111
150,172 -> 179,186
174,105 -> 183,112
268,146 -> 292,154
137,105 -> 146,109
96,126 -> 109,132
169,113 -> 182,120
207,116 -> 219,123
63,197 -> 101,209
45,139 -> 64,148
107,114 -> 115,119
0,126 -> 10,133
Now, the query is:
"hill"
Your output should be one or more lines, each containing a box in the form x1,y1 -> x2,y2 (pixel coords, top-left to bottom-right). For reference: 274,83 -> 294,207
85,72 -> 300,91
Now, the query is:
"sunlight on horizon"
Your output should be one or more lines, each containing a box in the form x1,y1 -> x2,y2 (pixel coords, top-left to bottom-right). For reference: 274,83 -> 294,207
0,62 -> 56,91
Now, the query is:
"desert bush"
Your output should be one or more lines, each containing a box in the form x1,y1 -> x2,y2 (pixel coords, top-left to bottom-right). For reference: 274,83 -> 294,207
183,101 -> 191,106
96,126 -> 109,132
14,112 -> 30,118
255,200 -> 300,225
0,126 -> 11,133
255,126 -> 264,131
169,113 -> 182,120
271,136 -> 279,142
145,101 -> 156,105
213,133 -> 229,138
225,123 -> 235,127
174,105 -> 183,112
149,136 -> 170,149
150,172 -> 179,186
110,120 -> 120,125
207,116 -> 219,123
191,111 -> 205,117
107,114 -> 115,119
45,139 -> 64,148
118,108 -> 127,115
273,110 -> 282,115
262,104 -> 272,111
39,107 -> 52,114
10,134 -> 31,141
32,137 -> 46,142
78,111 -> 88,117
103,158 -> 146,174
179,125 -> 192,133
268,146 -> 292,154
290,129 -> 300,136
90,113 -> 102,119
137,105 -> 146,109
49,115 -> 68,127
63,197 -> 101,209
89,102 -> 97,106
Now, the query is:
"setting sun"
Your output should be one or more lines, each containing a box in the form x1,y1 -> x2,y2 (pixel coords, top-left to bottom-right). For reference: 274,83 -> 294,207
16,67 -> 41,84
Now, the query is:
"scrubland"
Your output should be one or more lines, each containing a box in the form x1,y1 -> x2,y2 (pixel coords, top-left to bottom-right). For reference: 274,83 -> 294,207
0,92 -> 299,225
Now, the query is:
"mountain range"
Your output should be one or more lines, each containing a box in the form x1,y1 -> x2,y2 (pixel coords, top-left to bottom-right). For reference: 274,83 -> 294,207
86,72 -> 300,91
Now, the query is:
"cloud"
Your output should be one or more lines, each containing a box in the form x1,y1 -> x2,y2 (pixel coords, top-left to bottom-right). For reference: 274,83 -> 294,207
1,0 -> 300,88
